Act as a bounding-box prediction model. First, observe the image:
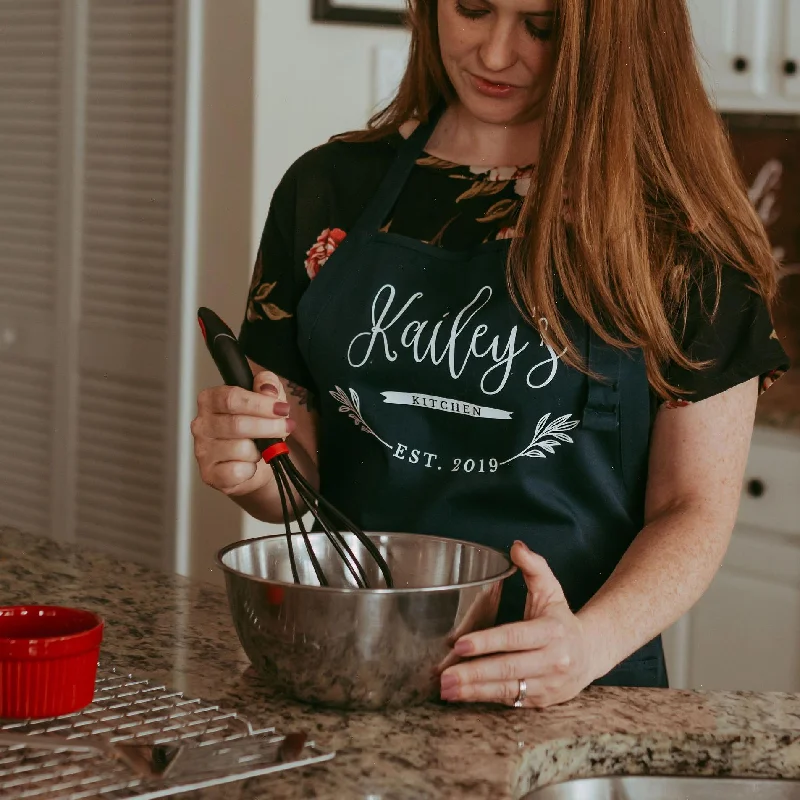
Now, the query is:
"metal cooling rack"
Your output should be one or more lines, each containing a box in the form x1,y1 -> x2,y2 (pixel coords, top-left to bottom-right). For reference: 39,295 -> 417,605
0,666 -> 335,800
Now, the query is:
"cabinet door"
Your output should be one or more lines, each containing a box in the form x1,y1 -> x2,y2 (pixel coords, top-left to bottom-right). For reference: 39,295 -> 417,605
782,0 -> 800,100
737,431 -> 800,536
688,0 -> 775,105
688,524 -> 800,691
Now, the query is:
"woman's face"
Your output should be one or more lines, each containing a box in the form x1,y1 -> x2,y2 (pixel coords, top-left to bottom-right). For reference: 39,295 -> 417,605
437,0 -> 556,125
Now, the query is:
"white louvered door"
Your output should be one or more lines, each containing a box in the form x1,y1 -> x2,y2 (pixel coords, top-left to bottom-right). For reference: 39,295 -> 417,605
0,0 -> 187,570
74,0 -> 178,567
0,0 -> 60,539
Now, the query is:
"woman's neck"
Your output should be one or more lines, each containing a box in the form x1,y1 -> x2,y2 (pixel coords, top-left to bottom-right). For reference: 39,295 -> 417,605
421,103 -> 543,168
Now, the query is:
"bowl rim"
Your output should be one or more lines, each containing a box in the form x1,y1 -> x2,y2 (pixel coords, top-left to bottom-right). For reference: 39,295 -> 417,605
216,531 -> 518,594
0,605 -> 104,660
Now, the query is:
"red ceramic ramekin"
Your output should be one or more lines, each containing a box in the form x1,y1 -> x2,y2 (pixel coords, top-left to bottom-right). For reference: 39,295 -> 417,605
0,605 -> 104,719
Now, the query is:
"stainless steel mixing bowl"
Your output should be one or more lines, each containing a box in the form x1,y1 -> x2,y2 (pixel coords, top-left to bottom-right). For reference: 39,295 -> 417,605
217,532 -> 517,709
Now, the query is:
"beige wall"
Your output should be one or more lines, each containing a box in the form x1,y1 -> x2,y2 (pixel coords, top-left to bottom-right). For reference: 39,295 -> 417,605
188,1 -> 411,577
250,2 -> 410,253
242,2 -> 411,541
189,0 -> 256,583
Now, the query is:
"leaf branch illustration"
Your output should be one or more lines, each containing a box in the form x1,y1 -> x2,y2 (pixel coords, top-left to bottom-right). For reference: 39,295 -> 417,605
500,413 -> 579,465
329,386 -> 393,450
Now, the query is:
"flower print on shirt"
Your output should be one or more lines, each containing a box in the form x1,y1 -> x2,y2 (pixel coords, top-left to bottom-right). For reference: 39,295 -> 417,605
305,227 -> 347,279
413,154 -> 536,244
246,248 -> 293,322
468,165 -> 533,196
465,165 -> 534,204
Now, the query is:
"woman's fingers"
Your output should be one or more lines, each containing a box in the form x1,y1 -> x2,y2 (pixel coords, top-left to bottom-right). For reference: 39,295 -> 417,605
440,678 -> 545,707
441,649 -> 556,688
199,413 -> 294,440
199,385 -> 287,419
206,460 -> 260,491
454,617 -> 564,657
196,438 -> 261,465
192,375 -> 294,496
252,370 -> 287,402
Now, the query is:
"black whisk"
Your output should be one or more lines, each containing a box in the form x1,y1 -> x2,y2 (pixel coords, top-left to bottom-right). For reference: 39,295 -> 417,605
198,307 -> 394,589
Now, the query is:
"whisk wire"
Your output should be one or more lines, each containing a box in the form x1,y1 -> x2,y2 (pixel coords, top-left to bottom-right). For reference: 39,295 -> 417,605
282,458 -> 370,586
283,458 -> 394,589
278,458 -> 331,585
197,306 -> 395,591
272,462 -> 300,584
272,459 -> 327,586
289,469 -> 370,588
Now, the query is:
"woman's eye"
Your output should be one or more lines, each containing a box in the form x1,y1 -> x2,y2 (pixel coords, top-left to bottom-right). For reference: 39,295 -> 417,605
525,20 -> 553,41
455,1 -> 488,20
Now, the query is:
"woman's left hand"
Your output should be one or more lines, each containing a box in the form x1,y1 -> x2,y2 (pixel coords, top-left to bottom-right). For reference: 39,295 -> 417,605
439,541 -> 599,708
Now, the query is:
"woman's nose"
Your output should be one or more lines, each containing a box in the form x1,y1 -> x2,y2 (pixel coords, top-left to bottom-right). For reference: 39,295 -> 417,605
478,21 -> 518,73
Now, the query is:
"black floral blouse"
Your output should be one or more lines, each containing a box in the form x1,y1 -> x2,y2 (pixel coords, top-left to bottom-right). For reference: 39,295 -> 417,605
240,132 -> 788,416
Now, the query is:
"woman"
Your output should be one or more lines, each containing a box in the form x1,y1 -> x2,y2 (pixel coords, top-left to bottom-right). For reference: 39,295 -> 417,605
191,0 -> 789,707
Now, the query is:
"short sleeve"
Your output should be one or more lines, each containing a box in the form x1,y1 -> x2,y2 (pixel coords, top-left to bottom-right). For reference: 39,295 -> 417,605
238,167 -> 316,392
663,264 -> 789,406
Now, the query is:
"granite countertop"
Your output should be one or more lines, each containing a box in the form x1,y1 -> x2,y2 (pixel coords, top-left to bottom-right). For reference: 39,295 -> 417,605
3,526 -> 800,799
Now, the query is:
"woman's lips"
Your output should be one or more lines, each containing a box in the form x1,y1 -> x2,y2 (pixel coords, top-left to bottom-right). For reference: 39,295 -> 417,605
470,74 -> 519,98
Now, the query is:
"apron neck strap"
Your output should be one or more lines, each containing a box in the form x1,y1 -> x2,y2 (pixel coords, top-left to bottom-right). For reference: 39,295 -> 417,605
582,329 -> 622,431
353,101 -> 446,234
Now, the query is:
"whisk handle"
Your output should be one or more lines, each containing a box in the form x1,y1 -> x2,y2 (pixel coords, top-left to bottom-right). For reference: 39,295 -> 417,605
197,307 -> 284,456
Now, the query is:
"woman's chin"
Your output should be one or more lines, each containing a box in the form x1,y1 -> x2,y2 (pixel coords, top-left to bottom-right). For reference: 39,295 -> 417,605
457,86 -> 534,126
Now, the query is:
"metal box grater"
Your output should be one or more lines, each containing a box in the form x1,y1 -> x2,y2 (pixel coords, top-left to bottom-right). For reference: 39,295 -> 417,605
0,666 -> 335,799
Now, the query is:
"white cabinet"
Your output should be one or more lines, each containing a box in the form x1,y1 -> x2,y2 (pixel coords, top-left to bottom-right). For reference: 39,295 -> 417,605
784,0 -> 800,100
664,427 -> 800,691
688,0 -> 800,112
688,525 -> 800,691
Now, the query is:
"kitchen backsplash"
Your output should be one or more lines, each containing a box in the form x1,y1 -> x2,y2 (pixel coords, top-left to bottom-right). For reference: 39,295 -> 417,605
724,114 -> 800,428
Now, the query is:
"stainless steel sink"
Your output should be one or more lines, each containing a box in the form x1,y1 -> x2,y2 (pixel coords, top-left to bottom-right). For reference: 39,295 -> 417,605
523,776 -> 800,798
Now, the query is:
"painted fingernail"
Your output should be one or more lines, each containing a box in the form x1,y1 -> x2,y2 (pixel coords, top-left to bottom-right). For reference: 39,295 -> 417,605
440,674 -> 458,690
453,640 -> 473,656
285,418 -> 296,435
440,689 -> 459,702
274,401 -> 290,417
259,383 -> 279,396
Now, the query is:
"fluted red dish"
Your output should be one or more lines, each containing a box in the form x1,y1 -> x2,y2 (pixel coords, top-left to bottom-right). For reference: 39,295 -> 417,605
0,605 -> 103,719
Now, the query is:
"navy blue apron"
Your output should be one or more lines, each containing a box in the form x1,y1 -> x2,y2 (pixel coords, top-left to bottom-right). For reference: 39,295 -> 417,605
296,108 -> 667,688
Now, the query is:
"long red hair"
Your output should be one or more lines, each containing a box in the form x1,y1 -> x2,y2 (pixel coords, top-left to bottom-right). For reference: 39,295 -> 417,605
342,0 -> 778,398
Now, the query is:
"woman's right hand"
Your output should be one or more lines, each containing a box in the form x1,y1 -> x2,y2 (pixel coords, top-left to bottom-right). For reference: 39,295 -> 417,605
191,370 -> 295,497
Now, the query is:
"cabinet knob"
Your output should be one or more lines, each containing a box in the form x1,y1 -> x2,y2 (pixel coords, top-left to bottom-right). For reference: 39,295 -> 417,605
733,56 -> 749,73
784,59 -> 798,76
746,478 -> 766,498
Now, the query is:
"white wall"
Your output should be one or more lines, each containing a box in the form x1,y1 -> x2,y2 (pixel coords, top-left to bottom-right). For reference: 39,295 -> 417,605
188,0 -> 257,582
241,1 -> 411,541
250,1 -> 411,257
185,1 -> 412,567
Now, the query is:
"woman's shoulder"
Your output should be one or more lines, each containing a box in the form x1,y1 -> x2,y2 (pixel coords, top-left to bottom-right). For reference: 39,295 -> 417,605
280,130 -> 402,190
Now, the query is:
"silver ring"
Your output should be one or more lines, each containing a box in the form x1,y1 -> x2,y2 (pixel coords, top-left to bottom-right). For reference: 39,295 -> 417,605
513,678 -> 527,708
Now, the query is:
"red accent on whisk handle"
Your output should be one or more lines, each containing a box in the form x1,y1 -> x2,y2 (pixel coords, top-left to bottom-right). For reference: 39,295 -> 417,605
262,442 -> 290,463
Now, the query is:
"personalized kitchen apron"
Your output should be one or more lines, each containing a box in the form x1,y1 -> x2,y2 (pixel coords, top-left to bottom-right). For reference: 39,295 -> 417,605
296,107 -> 667,687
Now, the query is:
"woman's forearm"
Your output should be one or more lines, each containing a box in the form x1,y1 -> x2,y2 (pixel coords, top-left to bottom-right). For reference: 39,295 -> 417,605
577,502 -> 734,681
230,437 -> 320,524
